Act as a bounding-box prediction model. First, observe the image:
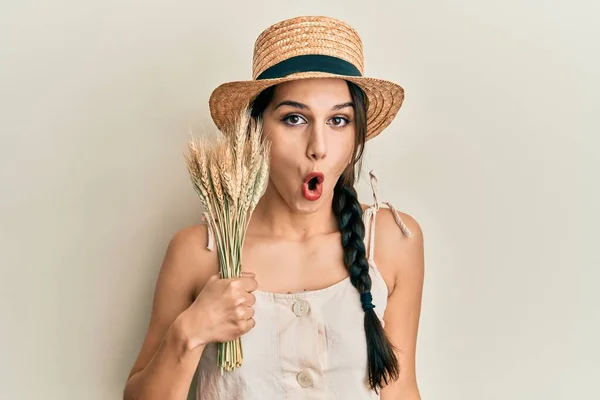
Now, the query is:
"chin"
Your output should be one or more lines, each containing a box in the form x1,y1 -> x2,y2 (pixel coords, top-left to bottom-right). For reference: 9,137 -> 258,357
290,197 -> 324,214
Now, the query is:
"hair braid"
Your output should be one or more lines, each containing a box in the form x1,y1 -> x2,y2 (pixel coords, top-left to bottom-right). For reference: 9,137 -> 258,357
332,177 -> 400,393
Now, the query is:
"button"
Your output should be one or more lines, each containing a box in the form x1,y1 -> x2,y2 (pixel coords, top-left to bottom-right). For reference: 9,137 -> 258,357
292,299 -> 310,317
296,370 -> 313,388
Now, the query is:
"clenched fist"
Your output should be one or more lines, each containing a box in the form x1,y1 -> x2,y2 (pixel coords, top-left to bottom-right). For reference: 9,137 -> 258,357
178,271 -> 258,350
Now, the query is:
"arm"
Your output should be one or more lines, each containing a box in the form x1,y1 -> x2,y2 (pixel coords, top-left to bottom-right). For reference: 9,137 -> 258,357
377,210 -> 425,400
123,225 -> 218,400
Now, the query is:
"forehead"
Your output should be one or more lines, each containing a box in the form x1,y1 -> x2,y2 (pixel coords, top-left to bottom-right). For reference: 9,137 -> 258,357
272,78 -> 352,105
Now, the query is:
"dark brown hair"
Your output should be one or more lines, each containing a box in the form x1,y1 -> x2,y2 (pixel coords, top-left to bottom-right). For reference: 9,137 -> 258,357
250,81 -> 399,392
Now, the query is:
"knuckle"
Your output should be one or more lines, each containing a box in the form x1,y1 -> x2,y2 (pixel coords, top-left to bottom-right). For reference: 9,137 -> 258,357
235,295 -> 246,306
234,305 -> 246,319
227,281 -> 238,293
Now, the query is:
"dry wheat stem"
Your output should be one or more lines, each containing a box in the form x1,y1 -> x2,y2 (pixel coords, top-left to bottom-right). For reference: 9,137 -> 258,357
184,107 -> 269,372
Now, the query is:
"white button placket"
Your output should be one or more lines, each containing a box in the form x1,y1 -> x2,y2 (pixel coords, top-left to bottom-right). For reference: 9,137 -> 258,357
296,369 -> 314,388
292,299 -> 310,317
277,296 -> 326,397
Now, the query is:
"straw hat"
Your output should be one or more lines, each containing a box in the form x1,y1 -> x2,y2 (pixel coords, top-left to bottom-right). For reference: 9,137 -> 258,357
208,16 -> 405,141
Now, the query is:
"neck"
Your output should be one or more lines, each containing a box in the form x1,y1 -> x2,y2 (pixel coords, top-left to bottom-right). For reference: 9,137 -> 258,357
248,179 -> 339,240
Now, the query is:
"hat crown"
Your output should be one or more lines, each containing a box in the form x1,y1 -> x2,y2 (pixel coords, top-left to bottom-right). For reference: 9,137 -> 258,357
251,16 -> 364,80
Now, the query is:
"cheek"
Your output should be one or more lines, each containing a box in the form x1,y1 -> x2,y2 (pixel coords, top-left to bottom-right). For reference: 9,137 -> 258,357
330,131 -> 356,168
269,145 -> 293,170
264,121 -> 303,167
266,134 -> 302,177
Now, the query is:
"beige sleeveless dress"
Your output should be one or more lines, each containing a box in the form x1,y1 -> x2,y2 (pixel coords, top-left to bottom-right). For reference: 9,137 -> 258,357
196,172 -> 413,400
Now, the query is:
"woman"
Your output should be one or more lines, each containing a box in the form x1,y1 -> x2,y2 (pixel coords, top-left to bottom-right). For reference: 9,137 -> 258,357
124,16 -> 424,400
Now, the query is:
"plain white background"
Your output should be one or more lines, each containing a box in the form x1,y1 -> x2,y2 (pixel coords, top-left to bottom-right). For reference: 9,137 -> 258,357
1,1 -> 598,399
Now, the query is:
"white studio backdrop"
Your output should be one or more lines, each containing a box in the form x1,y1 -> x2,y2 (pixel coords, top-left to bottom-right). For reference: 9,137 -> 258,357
1,1 -> 598,399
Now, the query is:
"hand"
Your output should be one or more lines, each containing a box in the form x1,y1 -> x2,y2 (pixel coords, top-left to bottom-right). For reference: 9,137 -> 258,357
179,271 -> 258,349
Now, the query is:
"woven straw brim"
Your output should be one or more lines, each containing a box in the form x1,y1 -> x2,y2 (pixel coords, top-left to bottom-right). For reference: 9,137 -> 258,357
209,71 -> 404,141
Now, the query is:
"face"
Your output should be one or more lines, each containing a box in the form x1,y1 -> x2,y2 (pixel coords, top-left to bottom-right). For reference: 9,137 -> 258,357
261,78 -> 356,213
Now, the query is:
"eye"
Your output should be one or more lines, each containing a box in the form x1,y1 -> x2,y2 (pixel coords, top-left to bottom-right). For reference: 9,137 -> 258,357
282,114 -> 307,126
328,116 -> 351,127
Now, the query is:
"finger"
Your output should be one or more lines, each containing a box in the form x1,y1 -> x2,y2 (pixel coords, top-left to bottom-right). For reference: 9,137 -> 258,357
241,291 -> 256,307
233,291 -> 255,307
238,276 -> 259,292
234,304 -> 254,321
241,317 -> 256,333
207,273 -> 221,283
242,305 -> 255,320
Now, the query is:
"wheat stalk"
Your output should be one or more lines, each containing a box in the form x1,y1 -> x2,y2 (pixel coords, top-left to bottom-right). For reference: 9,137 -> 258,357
220,146 -> 238,207
184,106 -> 270,373
251,154 -> 270,211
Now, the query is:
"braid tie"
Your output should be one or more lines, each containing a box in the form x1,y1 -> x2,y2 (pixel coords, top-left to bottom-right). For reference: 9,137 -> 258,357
360,291 -> 375,311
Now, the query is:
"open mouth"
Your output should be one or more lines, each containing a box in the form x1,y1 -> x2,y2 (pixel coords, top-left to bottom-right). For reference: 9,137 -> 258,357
302,172 -> 324,201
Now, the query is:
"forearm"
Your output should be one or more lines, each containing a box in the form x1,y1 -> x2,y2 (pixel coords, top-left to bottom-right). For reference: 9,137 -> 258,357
124,316 -> 206,400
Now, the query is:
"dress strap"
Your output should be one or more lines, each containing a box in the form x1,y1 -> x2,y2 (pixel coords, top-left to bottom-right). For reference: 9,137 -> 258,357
363,170 -> 414,262
369,170 -> 381,211
382,201 -> 414,239
363,171 -> 379,262
363,205 -> 377,263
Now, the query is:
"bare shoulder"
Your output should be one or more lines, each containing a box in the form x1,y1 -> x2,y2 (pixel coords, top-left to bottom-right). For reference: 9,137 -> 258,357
376,207 -> 423,243
372,207 -> 425,294
162,224 -> 219,297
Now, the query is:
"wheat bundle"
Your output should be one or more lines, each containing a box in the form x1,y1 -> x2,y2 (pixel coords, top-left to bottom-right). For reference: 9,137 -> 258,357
184,107 -> 270,372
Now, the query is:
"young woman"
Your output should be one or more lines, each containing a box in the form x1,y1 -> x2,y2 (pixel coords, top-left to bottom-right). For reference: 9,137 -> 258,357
124,16 -> 424,400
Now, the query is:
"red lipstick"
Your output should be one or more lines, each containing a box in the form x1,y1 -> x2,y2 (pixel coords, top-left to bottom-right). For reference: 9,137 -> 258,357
302,172 -> 324,201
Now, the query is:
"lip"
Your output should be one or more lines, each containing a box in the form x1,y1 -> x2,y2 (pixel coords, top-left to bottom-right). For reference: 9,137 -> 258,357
302,172 -> 324,201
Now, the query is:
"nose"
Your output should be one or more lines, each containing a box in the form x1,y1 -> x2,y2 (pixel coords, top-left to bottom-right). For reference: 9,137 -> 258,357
306,123 -> 327,161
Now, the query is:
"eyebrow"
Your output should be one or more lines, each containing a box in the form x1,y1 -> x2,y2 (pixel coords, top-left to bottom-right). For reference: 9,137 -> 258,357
332,101 -> 354,111
274,100 -> 307,110
273,100 -> 355,111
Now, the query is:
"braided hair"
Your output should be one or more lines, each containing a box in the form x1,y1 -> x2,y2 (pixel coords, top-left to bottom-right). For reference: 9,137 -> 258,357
250,81 -> 399,392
